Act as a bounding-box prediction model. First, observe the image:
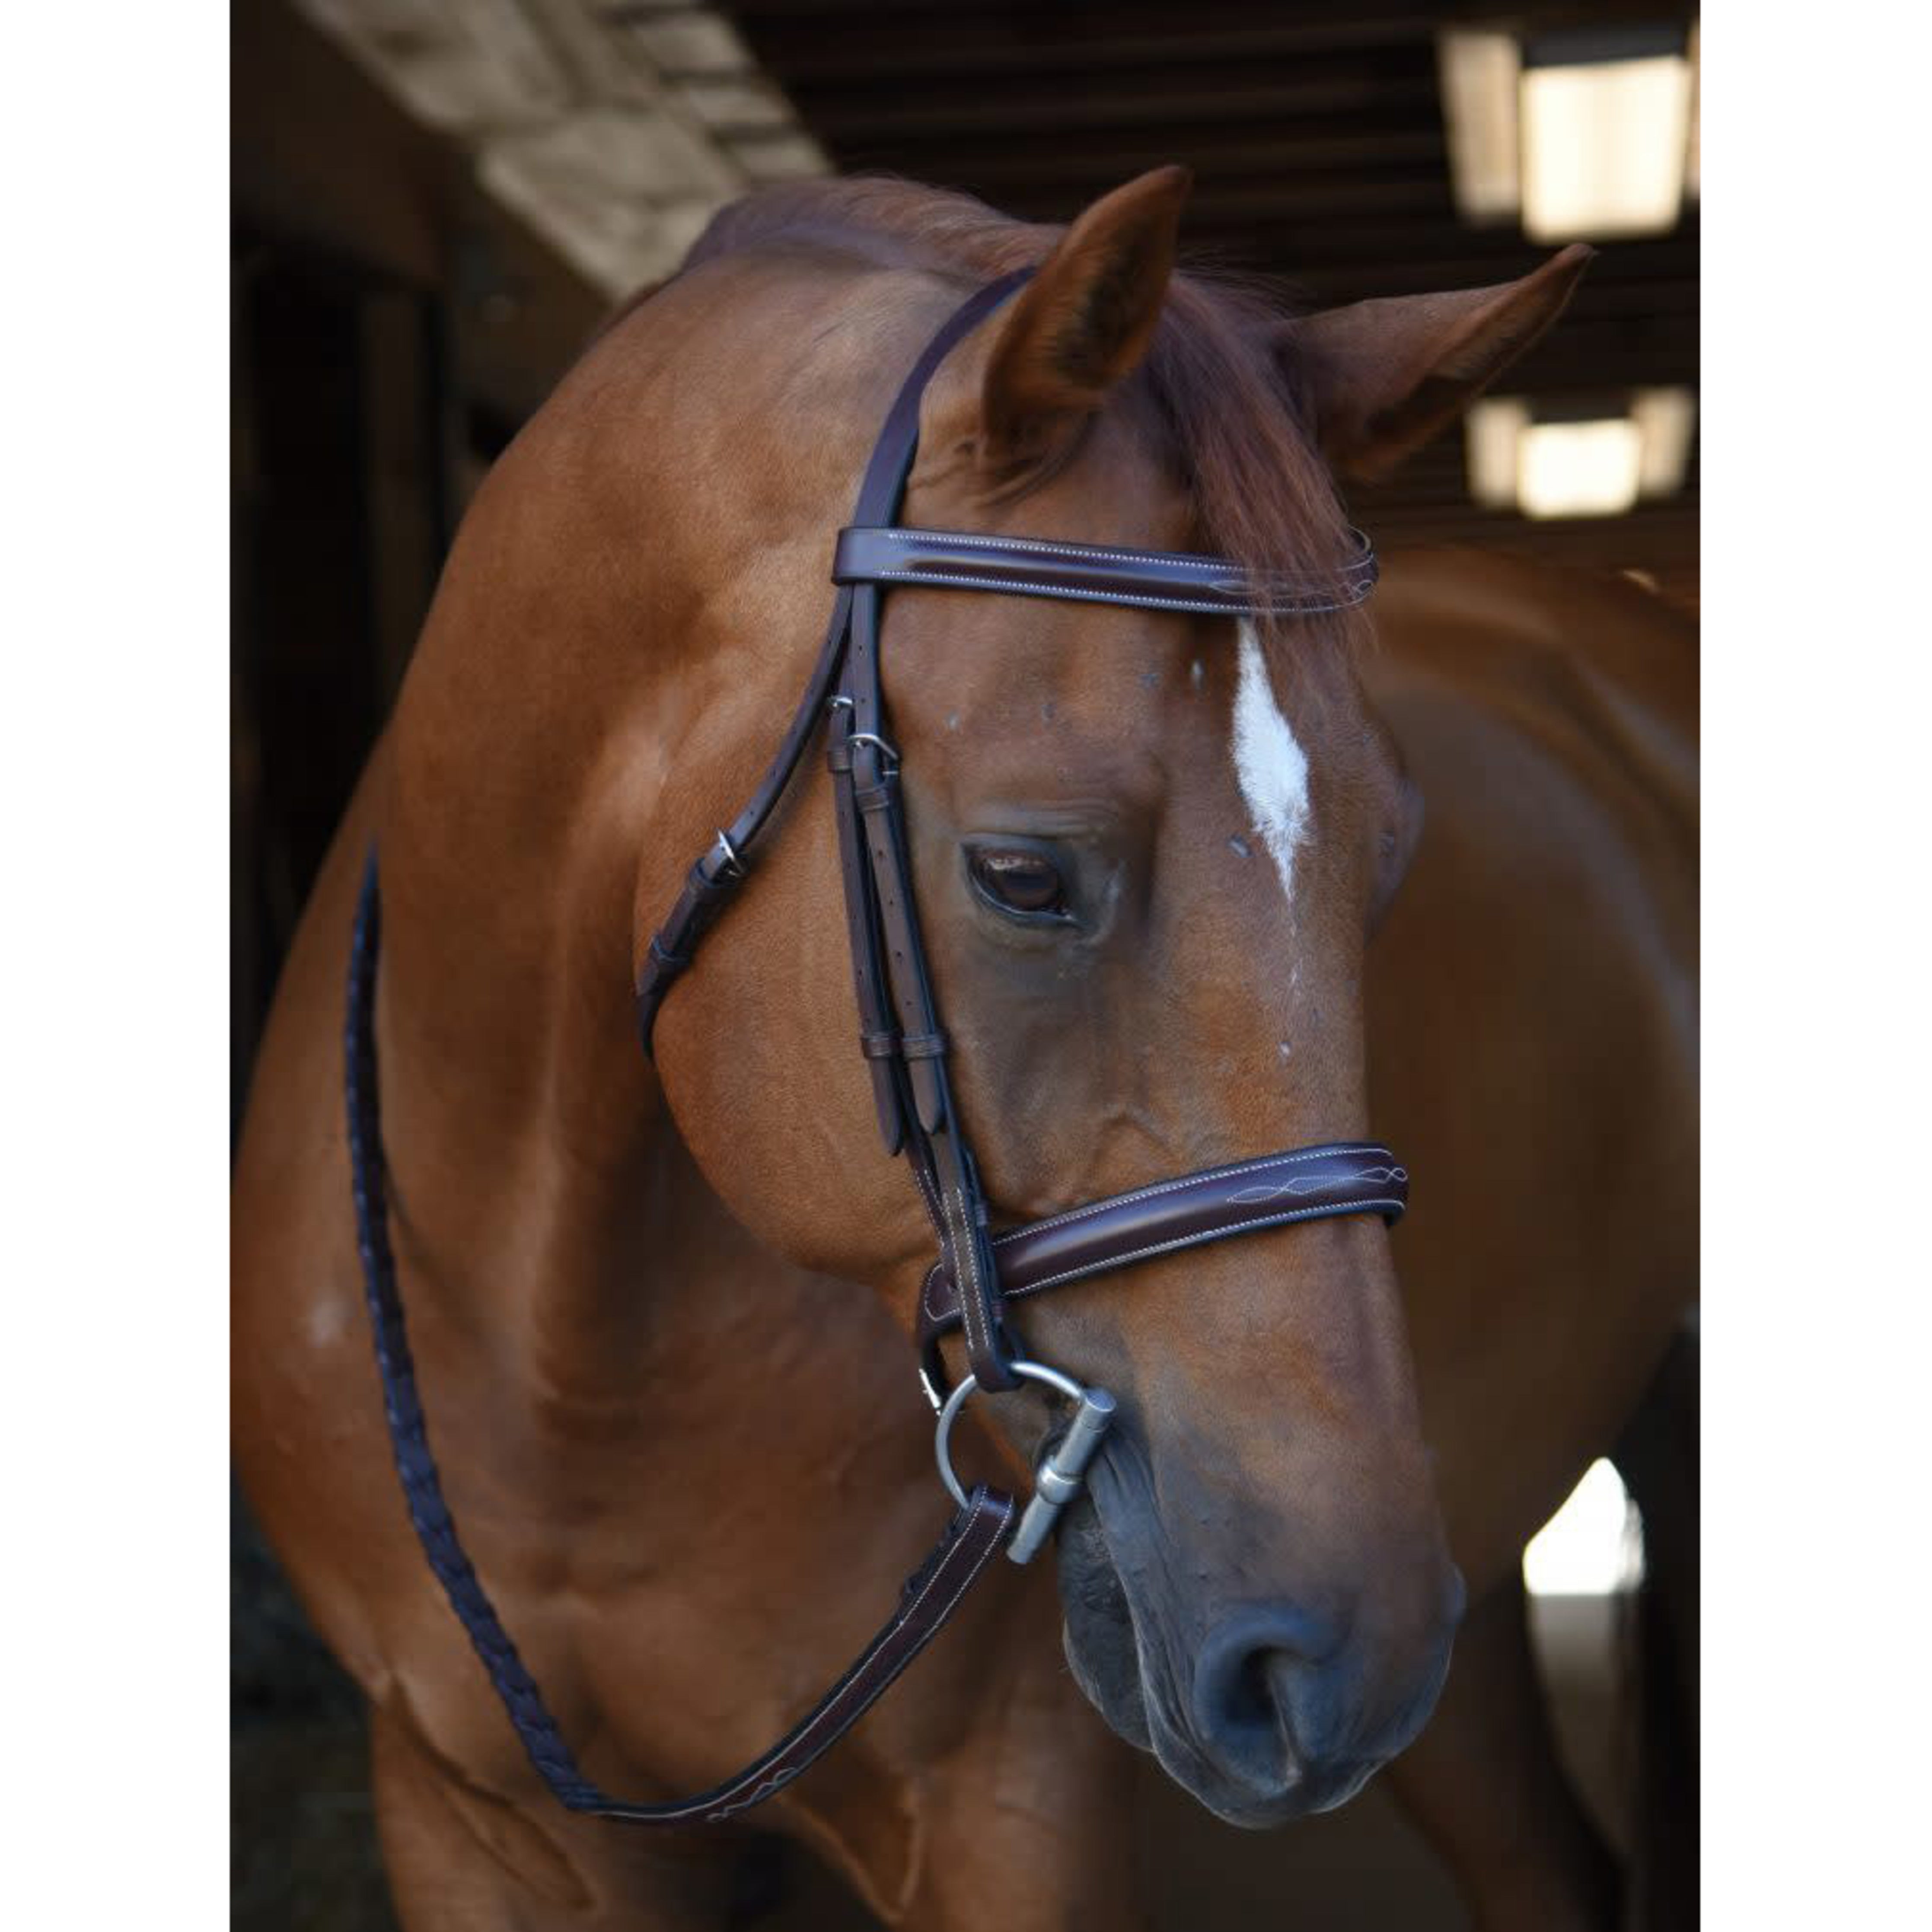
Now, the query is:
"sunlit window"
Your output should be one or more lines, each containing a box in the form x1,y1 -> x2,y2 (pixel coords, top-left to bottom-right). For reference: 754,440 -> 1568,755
1523,1457 -> 1644,1596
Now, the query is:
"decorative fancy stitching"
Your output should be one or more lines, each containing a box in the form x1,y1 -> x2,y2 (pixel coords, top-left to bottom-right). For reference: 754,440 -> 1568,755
695,1492 -> 1014,1822
1000,1144 -> 1392,1240
1228,1167 -> 1406,1204
1009,1202 -> 1408,1299
920,1146 -> 1398,1320
683,1494 -> 1004,1818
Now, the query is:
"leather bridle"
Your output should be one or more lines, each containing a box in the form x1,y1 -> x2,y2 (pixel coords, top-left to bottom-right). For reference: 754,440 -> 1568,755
344,269 -> 1409,1824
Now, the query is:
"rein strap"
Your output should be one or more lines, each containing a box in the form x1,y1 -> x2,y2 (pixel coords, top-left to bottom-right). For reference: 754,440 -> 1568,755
348,859 -> 1019,1823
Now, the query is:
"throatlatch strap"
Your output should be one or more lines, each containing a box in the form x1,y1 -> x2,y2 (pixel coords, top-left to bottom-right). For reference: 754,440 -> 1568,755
635,268 -> 1036,1054
349,858 -> 1016,1824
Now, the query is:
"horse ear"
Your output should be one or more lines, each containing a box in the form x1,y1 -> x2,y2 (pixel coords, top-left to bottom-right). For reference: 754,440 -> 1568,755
978,166 -> 1190,472
1281,245 -> 1594,482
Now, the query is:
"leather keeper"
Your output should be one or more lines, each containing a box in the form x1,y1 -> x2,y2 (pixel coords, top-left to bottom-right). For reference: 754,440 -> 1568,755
634,845 -> 754,1052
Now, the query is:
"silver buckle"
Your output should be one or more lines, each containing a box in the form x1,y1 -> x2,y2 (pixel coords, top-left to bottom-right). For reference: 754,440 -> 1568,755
932,1360 -> 1117,1566
844,730 -> 899,775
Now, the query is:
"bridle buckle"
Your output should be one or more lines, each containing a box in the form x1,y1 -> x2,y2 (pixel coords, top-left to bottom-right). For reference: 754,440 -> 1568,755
710,828 -> 747,881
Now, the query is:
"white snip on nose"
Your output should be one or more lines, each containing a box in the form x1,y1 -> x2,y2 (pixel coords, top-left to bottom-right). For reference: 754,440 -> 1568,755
1231,620 -> 1312,911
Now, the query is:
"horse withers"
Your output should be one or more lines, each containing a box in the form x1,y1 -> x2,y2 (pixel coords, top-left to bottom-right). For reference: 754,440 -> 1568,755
233,168 -> 1695,1930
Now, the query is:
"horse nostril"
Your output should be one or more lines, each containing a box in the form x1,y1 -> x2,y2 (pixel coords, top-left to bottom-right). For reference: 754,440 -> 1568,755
1190,1607 -> 1343,1786
1228,1650 -> 1281,1738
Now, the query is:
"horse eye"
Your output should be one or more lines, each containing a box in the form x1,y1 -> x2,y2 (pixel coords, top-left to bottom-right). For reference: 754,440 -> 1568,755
968,848 -> 1070,919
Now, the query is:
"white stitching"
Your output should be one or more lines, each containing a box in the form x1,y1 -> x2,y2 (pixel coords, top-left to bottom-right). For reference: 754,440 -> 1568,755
697,1496 -> 1012,1819
855,567 -> 1373,615
846,525 -> 1376,573
697,1493 -> 1013,1820
909,1157 -> 947,1243
920,1148 -> 1399,1321
941,1180 -> 989,1368
1010,1202 -> 1407,1298
867,570 -> 1263,613
937,1181 -> 969,1355
680,1492 -> 1014,1821
1000,1145 -> 1391,1240
1229,1167 -> 1405,1203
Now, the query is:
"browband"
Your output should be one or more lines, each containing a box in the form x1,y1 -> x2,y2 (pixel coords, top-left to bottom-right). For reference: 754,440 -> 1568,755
832,523 -> 1379,618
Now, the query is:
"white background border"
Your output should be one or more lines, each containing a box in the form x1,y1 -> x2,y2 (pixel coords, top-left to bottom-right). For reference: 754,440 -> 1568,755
6,6 -> 1929,1924
4,5 -> 229,1920
1699,9 -> 1931,1922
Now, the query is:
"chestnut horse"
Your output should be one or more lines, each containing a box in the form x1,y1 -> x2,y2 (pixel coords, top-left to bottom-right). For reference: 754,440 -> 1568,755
233,170 -> 1695,1930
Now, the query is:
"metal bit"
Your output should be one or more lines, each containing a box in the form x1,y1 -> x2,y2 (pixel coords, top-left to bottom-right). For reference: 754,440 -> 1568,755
1006,1387 -> 1117,1565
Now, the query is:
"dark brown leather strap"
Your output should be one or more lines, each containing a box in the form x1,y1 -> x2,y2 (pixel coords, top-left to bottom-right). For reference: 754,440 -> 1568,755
840,581 -> 1020,1391
811,281 -> 1044,1395
826,703 -> 906,1153
918,1142 -> 1409,1352
634,585 -> 857,1049
578,1486 -> 1015,1824
354,857 -> 1021,1827
637,270 -> 1036,1054
833,524 -> 1379,617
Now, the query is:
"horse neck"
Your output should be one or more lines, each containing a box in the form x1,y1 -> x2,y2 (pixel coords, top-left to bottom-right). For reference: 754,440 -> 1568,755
372,736 -> 751,1409
368,255 -> 880,1411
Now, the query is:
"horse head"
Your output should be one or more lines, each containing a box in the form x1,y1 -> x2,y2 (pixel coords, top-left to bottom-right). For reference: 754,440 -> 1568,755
643,169 -> 1585,1825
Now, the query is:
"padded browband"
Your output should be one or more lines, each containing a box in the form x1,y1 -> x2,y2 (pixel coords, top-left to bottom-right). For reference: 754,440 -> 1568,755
833,524 -> 1379,618
918,1142 -> 1408,1347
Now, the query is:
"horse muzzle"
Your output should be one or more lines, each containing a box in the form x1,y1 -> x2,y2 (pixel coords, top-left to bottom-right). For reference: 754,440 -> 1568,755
1054,1460 -> 1465,1827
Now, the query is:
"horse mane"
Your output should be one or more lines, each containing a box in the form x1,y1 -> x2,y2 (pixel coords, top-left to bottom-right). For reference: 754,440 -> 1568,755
681,178 -> 1358,620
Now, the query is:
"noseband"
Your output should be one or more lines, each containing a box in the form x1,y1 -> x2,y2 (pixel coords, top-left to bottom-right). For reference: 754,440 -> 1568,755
345,269 -> 1408,1823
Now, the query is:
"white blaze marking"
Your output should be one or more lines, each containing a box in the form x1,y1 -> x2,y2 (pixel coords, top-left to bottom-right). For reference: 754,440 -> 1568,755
1232,621 -> 1312,910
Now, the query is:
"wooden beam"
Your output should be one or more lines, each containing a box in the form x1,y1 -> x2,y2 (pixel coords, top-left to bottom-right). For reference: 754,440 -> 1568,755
233,0 -> 606,425
821,123 -> 1449,188
730,0 -> 1696,83
733,10 -> 1442,86
795,71 -> 1443,144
